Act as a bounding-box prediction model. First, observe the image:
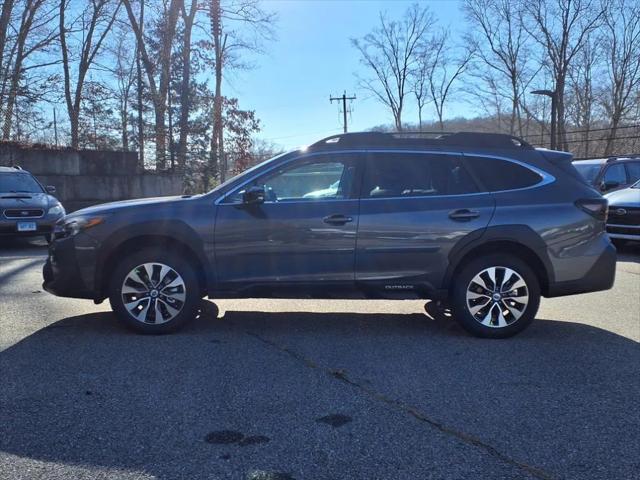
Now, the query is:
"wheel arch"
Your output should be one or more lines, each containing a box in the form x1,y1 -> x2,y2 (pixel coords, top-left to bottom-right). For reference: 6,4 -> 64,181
96,223 -> 211,300
444,226 -> 554,296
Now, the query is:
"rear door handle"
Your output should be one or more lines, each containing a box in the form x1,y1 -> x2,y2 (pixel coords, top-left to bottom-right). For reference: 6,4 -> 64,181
449,209 -> 480,221
323,214 -> 353,225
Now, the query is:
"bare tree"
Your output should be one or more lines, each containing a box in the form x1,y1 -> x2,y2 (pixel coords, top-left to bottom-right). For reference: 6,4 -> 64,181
122,0 -> 181,169
2,0 -> 58,139
601,0 -> 640,155
464,0 -> 530,135
424,29 -> 473,131
352,3 -> 435,131
567,36 -> 601,158
410,53 -> 430,130
177,0 -> 198,171
59,0 -> 121,148
107,20 -> 136,151
522,0 -> 606,151
207,0 -> 275,184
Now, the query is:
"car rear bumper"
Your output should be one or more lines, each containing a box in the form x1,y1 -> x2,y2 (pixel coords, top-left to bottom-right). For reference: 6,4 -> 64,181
546,241 -> 616,297
42,234 -> 99,300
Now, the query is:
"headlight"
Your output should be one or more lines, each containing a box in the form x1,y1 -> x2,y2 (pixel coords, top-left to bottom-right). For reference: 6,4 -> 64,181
54,216 -> 104,238
48,204 -> 65,216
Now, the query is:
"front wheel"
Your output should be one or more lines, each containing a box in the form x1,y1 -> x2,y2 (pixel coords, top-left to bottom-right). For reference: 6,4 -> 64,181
451,254 -> 540,338
108,249 -> 201,333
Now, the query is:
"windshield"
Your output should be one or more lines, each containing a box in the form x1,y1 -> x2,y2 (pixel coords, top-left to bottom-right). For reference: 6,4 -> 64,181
573,163 -> 602,184
0,172 -> 44,193
632,179 -> 640,189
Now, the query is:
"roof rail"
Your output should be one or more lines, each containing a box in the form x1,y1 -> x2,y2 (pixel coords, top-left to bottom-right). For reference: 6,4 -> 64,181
310,131 -> 533,150
606,153 -> 640,162
12,165 -> 22,170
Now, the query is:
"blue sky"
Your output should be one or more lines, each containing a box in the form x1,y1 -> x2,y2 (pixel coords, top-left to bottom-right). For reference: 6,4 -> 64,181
228,0 -> 468,149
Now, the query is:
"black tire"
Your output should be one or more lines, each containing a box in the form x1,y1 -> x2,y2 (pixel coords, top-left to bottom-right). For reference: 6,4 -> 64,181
451,254 -> 540,339
108,248 -> 201,334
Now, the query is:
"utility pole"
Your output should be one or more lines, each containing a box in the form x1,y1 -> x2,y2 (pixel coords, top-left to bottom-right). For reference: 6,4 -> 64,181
531,89 -> 558,150
330,91 -> 356,133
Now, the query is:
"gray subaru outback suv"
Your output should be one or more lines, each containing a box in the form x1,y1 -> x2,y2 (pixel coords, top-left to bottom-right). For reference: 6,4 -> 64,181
0,166 -> 65,242
43,132 -> 616,338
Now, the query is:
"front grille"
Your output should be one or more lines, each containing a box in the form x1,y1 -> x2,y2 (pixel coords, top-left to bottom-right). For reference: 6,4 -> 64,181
607,225 -> 640,236
3,208 -> 44,218
607,206 -> 640,226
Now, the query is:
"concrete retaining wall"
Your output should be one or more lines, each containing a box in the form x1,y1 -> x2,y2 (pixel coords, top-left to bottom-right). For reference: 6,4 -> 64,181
0,144 -> 183,212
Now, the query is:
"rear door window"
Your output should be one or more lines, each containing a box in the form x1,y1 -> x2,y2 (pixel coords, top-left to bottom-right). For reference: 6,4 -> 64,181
463,156 -> 543,191
362,153 -> 478,198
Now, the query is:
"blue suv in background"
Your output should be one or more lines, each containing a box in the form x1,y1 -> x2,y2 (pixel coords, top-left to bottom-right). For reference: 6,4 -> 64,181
43,132 -> 616,338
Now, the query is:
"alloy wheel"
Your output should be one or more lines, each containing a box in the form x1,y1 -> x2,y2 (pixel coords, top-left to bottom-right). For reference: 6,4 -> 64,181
465,266 -> 529,328
121,263 -> 186,324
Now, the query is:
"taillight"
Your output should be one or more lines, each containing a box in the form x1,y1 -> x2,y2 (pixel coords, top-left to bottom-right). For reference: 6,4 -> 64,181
575,198 -> 608,221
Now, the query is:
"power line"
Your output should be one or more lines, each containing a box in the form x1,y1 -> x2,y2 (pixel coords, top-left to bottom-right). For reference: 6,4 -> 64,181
330,91 -> 356,133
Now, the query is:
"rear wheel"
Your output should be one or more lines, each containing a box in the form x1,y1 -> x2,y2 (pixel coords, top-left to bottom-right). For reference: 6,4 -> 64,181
108,249 -> 201,333
451,254 -> 540,338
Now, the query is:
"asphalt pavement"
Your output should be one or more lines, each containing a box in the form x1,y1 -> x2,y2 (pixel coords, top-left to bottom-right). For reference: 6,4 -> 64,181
0,237 -> 639,480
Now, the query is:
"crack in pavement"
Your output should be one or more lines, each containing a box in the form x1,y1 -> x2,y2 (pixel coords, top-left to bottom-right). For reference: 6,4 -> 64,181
247,331 -> 555,480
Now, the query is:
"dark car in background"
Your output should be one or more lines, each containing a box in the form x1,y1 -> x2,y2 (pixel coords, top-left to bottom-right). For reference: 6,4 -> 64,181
605,179 -> 640,244
43,132 -> 616,338
573,155 -> 640,193
0,166 -> 65,243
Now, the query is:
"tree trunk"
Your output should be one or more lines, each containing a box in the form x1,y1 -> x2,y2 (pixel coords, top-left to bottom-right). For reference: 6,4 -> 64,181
136,1 -> 144,170
0,0 -> 15,65
209,0 -> 223,185
603,115 -> 621,156
177,0 -> 197,172
121,97 -> 129,151
510,76 -> 518,135
2,2 -> 35,139
555,74 -> 568,151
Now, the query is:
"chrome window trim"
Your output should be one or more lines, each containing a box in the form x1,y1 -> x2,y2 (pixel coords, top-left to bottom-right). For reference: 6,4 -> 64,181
215,148 -> 556,206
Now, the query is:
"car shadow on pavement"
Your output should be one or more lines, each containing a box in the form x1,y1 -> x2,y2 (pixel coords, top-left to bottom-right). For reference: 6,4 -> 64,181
1,307 -> 638,480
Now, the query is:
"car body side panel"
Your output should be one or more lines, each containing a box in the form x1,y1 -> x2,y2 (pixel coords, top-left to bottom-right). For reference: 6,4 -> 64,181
214,199 -> 359,286
355,194 -> 495,292
488,182 -> 609,283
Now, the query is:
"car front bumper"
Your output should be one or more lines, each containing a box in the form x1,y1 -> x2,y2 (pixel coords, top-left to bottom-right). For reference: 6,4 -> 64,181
42,233 -> 100,300
0,214 -> 61,237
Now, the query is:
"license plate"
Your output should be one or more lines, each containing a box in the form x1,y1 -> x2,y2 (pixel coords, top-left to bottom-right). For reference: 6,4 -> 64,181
17,221 -> 37,232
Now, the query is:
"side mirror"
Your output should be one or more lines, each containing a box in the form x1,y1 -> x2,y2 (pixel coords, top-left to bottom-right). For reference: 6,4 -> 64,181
46,185 -> 56,194
242,185 -> 265,205
601,180 -> 620,192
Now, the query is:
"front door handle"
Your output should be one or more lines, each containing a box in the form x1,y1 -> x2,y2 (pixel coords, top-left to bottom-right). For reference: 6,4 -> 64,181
323,214 -> 353,225
449,209 -> 480,221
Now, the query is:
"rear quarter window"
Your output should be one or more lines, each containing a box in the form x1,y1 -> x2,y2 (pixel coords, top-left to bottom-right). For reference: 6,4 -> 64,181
464,156 -> 543,192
